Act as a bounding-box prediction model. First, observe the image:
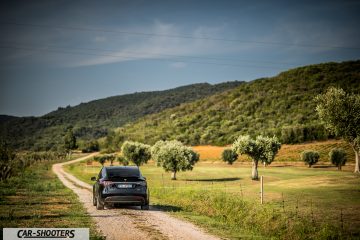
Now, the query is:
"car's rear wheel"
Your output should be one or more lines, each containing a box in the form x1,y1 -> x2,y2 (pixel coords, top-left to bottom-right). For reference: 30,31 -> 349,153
96,195 -> 104,210
141,204 -> 149,210
92,192 -> 97,206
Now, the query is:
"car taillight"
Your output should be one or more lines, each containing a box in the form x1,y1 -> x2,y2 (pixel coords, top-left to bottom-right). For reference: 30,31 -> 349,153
138,181 -> 147,187
100,180 -> 113,187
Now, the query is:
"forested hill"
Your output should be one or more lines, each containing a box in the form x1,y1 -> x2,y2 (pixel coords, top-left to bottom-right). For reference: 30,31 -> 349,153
0,81 -> 242,150
113,60 -> 360,147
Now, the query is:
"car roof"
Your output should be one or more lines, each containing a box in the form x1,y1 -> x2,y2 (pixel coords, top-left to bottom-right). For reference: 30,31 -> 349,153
104,166 -> 139,170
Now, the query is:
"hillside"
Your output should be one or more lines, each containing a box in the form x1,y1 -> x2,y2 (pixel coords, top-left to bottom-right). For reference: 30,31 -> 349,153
114,60 -> 360,146
0,81 -> 242,150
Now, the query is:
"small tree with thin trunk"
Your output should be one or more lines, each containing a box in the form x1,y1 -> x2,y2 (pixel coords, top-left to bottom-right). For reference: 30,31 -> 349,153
222,149 -> 238,165
94,155 -> 107,166
121,141 -> 151,167
107,154 -> 115,166
315,87 -> 360,173
232,135 -> 281,180
64,129 -> 77,159
301,150 -> 319,168
329,148 -> 347,170
151,140 -> 199,180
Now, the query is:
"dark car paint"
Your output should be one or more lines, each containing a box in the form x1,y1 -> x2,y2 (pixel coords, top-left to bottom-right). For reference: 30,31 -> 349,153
92,166 -> 149,209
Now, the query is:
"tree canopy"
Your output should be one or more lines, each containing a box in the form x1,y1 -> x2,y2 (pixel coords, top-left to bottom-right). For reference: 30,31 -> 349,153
63,129 -> 77,156
315,87 -> 360,172
151,140 -> 199,180
232,135 -> 281,180
121,141 -> 151,166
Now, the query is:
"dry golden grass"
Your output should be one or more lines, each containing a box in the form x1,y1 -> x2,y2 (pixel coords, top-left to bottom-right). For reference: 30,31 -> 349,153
192,139 -> 355,163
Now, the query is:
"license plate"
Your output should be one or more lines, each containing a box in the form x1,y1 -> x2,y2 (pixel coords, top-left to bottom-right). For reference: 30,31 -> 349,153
117,184 -> 133,188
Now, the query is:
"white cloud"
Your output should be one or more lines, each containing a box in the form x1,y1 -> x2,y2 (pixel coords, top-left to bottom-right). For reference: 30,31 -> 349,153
170,62 -> 187,68
73,21 -> 237,67
94,36 -> 107,42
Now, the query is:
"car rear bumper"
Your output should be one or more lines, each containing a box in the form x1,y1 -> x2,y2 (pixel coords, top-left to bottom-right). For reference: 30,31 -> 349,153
104,195 -> 146,204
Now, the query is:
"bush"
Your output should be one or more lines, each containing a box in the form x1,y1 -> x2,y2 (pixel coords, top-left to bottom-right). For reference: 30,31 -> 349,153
222,149 -> 238,165
93,155 -> 107,166
93,154 -> 115,166
329,148 -> 347,170
301,150 -> 320,167
117,156 -> 129,166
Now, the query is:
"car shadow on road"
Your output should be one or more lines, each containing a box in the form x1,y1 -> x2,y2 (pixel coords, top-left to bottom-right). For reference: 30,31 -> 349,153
104,204 -> 182,212
150,204 -> 182,212
183,177 -> 241,182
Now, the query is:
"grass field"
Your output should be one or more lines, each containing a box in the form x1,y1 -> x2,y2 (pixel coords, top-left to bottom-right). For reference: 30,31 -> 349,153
64,141 -> 360,239
0,154 -> 104,240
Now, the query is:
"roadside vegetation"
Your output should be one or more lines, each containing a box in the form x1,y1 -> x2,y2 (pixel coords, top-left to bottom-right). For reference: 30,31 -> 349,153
0,153 -> 104,239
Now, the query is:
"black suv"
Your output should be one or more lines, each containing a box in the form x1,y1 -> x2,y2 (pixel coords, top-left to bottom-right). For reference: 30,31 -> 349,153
91,166 -> 149,210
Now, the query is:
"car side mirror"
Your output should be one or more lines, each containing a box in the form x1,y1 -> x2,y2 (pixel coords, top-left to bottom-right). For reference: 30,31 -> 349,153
91,176 -> 96,181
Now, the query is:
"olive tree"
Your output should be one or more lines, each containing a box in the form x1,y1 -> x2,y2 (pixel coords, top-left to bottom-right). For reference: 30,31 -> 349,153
94,154 -> 116,166
329,148 -> 347,170
301,150 -> 320,167
151,140 -> 199,180
117,156 -> 129,166
232,135 -> 281,180
121,141 -> 151,167
94,155 -> 107,166
315,87 -> 360,173
222,149 -> 238,165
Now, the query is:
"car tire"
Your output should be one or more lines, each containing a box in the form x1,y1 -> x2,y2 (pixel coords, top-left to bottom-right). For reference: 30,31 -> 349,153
92,192 -> 97,206
141,204 -> 149,210
96,195 -> 104,210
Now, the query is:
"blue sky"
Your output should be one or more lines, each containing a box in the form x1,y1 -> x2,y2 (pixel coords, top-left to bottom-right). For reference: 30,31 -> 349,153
1,0 -> 359,116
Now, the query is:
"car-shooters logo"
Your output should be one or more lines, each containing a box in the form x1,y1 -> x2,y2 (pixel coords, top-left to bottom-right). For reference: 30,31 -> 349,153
3,228 -> 89,240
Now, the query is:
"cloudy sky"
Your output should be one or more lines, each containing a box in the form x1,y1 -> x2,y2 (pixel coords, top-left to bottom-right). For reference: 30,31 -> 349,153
1,0 -> 359,116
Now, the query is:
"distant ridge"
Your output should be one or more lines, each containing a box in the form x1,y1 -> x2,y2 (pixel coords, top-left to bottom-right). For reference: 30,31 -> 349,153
0,81 -> 242,149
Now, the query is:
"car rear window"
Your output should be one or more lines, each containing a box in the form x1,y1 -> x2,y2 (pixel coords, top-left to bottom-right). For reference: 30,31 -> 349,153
106,168 -> 140,179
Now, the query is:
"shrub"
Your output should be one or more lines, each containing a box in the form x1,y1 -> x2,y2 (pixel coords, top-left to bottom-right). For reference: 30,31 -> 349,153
93,154 -> 116,166
93,155 -> 107,166
329,148 -> 347,170
117,156 -> 129,166
301,150 -> 320,167
222,149 -> 238,165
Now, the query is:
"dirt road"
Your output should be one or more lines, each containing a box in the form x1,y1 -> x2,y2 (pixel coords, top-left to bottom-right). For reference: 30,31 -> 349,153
53,154 -> 221,240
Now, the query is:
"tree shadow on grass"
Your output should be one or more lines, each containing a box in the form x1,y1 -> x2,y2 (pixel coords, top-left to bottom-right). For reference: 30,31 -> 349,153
183,177 -> 241,182
312,165 -> 334,169
271,165 -> 295,168
150,204 -> 182,212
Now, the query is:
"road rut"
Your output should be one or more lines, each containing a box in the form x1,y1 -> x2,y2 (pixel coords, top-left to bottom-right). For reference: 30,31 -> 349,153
52,154 -> 221,240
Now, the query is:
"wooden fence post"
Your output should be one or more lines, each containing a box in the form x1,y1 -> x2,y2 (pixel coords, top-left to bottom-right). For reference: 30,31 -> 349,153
260,176 -> 264,204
